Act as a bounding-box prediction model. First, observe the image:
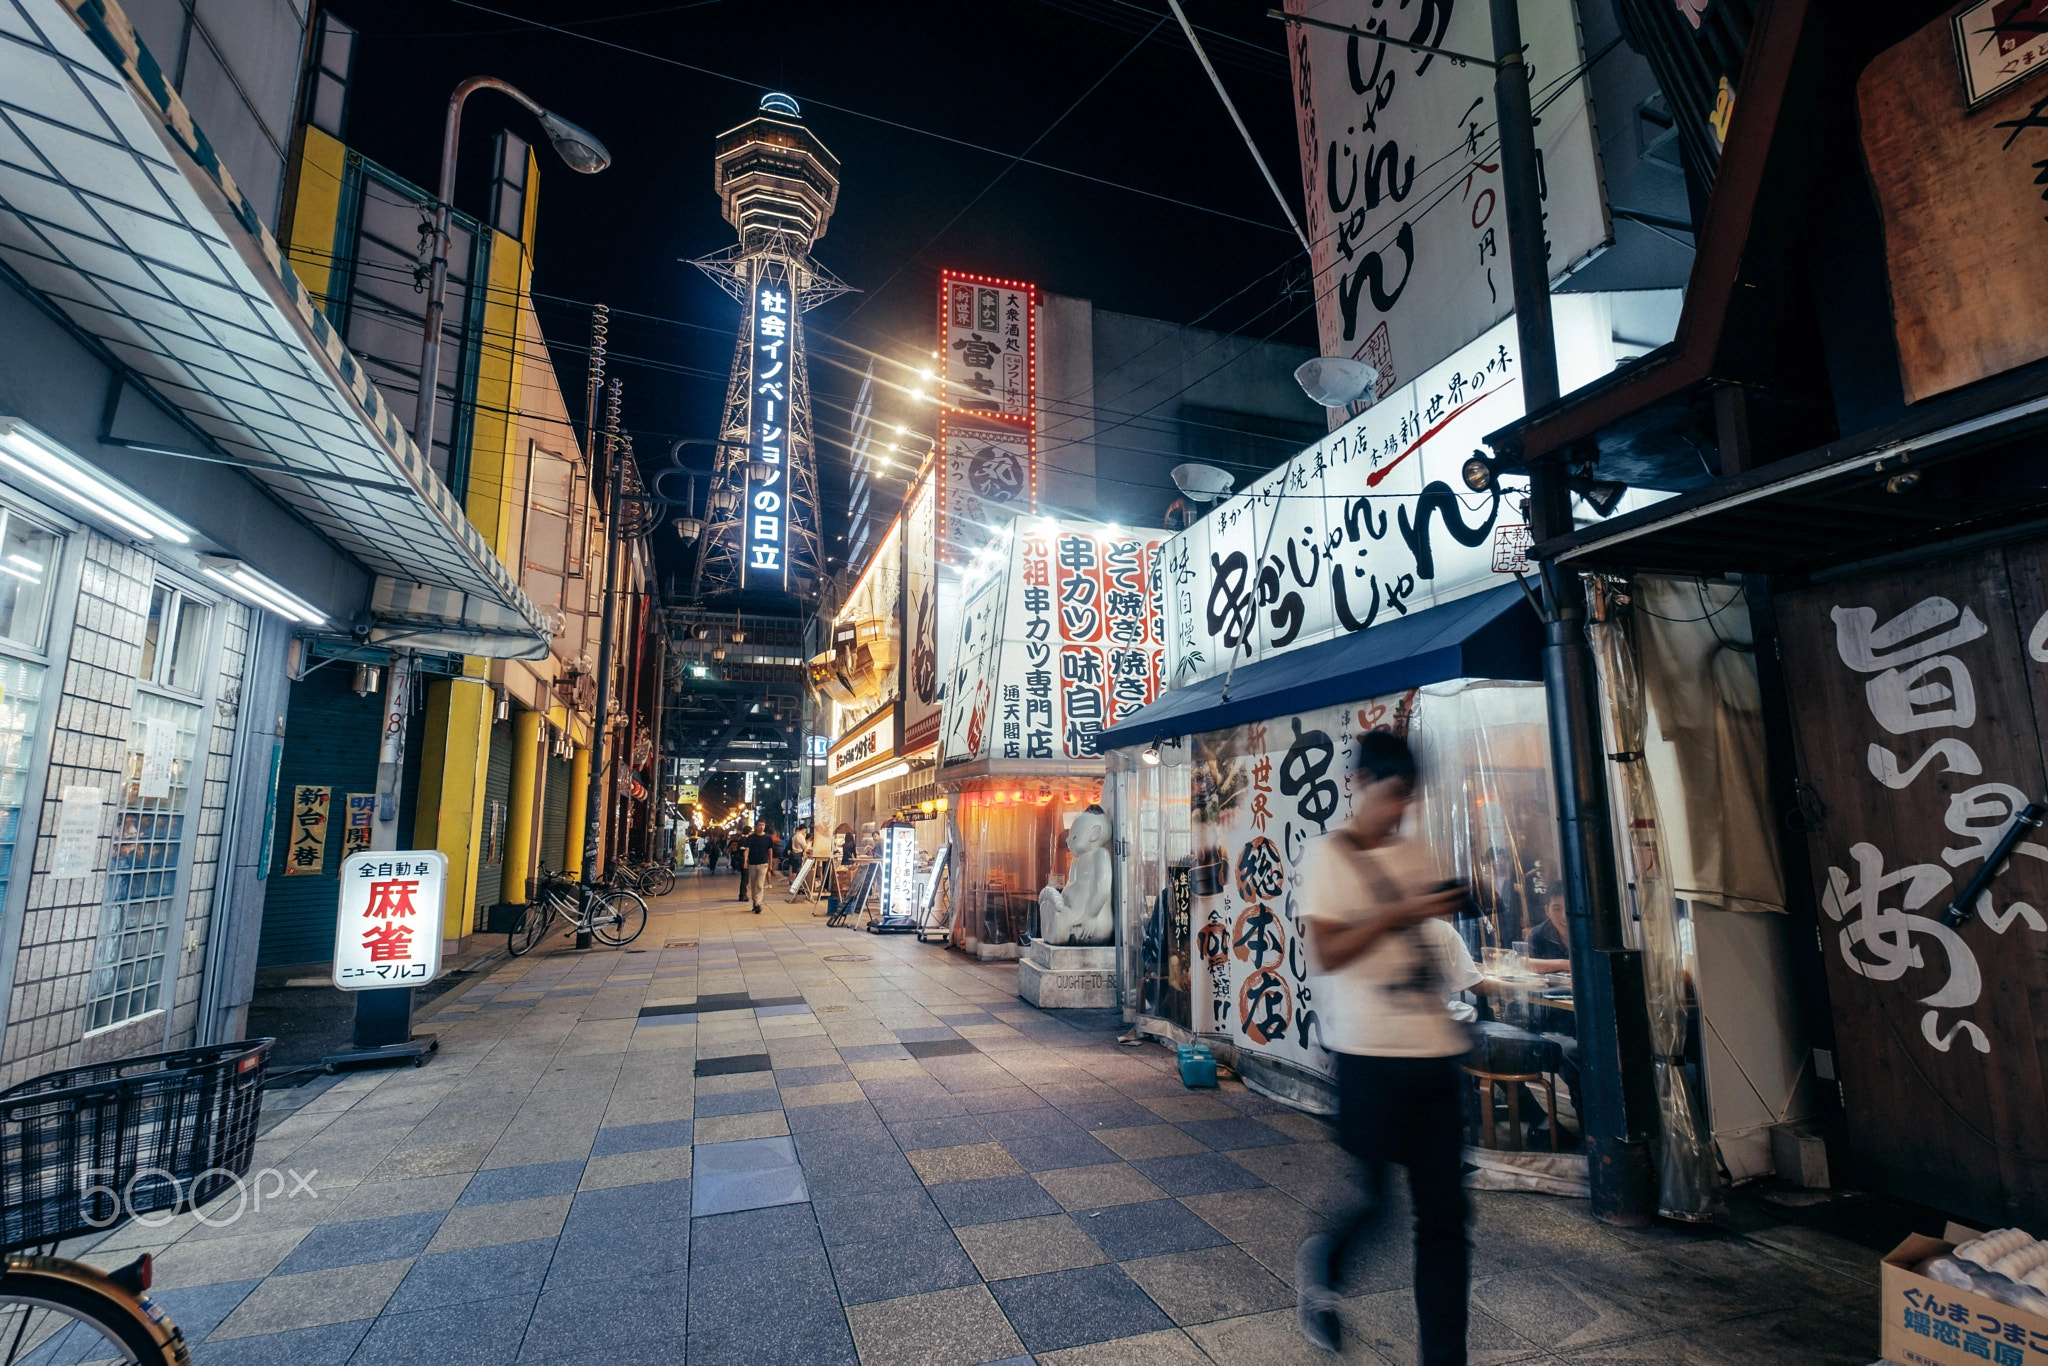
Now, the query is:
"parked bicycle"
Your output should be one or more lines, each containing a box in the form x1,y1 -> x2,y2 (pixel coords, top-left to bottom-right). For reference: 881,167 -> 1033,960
0,1037 -> 272,1364
600,859 -> 675,899
510,869 -> 647,954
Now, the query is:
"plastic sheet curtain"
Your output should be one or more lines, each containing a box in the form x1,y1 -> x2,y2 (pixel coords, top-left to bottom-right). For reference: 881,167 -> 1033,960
951,782 -> 1102,948
1409,682 -> 1561,957
1108,748 -> 1194,1027
1589,581 -> 1720,1220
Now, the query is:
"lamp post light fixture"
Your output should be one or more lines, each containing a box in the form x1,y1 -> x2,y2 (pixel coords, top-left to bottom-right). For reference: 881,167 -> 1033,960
412,78 -> 610,455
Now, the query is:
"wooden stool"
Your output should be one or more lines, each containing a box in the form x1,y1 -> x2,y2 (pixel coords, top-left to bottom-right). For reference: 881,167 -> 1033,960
1462,1066 -> 1560,1152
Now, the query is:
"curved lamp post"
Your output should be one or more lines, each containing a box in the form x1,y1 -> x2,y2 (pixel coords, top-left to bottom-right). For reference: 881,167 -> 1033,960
412,77 -> 611,454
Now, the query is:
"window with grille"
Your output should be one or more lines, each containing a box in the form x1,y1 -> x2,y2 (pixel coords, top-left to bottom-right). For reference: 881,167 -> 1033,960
0,657 -> 45,914
138,585 -> 209,693
87,690 -> 201,1031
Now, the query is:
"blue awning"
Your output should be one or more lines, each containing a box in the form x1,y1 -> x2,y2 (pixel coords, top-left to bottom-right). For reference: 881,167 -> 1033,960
1099,583 -> 1544,749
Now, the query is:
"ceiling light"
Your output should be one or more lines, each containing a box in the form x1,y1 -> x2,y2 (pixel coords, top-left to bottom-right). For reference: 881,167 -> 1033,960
0,420 -> 190,543
0,563 -> 39,586
199,556 -> 327,625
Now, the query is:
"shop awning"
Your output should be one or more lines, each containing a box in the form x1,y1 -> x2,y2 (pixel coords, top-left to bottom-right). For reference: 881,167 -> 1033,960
1531,364 -> 2048,578
0,0 -> 549,657
1097,583 -> 1544,749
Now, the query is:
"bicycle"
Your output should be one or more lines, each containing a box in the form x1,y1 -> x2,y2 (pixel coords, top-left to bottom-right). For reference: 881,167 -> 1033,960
601,860 -> 674,899
510,870 -> 647,955
0,1038 -> 272,1365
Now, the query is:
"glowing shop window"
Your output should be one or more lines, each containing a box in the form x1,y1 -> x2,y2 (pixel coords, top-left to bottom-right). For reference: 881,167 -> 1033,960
0,657 -> 45,912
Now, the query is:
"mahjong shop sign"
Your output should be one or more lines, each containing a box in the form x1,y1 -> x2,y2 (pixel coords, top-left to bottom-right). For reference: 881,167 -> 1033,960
332,850 -> 447,991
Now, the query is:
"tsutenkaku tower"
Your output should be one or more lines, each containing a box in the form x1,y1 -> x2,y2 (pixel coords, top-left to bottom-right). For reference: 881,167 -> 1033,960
692,92 -> 850,600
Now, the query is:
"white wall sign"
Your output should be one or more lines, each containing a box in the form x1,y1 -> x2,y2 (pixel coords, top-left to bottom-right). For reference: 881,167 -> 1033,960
51,786 -> 100,880
1282,0 -> 1608,396
830,709 -> 897,781
138,717 -> 177,800
1953,0 -> 2048,107
333,849 -> 447,990
940,517 -> 1167,763
938,417 -> 1033,567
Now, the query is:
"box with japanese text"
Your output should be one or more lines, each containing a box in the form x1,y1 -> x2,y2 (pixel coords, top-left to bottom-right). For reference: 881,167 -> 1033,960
331,850 -> 446,990
1882,1227 -> 2048,1366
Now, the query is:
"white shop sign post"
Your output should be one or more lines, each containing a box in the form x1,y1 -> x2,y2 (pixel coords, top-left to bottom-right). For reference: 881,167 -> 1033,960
328,849 -> 447,1070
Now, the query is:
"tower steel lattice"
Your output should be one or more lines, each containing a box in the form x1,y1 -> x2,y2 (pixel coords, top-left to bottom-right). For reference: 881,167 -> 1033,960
691,93 -> 851,603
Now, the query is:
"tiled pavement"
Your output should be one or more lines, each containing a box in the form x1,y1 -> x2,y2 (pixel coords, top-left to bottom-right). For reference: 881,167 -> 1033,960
73,876 -> 1886,1364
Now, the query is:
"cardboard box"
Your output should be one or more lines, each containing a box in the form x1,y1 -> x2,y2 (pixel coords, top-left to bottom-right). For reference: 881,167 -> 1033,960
1881,1224 -> 2048,1366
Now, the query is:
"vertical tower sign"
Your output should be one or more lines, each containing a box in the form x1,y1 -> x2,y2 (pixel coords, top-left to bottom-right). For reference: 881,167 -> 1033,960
746,261 -> 793,589
937,270 -> 1036,566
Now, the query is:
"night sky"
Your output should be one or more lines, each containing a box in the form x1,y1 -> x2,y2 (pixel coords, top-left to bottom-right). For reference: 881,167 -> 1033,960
324,0 -> 1318,584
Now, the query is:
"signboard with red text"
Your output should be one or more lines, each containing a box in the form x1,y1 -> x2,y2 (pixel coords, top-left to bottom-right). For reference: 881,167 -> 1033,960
332,850 -> 447,990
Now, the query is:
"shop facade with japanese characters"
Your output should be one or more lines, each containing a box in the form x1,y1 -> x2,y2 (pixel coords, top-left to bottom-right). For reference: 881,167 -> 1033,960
1095,311 -> 1590,1111
0,4 -> 553,1085
934,516 -> 1167,958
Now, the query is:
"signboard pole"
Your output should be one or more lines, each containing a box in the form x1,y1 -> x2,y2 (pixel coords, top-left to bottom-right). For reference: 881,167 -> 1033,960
1491,0 -> 1655,1225
579,378 -> 626,950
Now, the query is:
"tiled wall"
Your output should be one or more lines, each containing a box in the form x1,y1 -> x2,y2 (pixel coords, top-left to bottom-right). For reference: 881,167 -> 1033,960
0,533 -> 249,1086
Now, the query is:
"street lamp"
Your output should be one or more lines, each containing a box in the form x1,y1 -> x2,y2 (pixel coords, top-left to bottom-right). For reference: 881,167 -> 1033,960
412,77 -> 611,454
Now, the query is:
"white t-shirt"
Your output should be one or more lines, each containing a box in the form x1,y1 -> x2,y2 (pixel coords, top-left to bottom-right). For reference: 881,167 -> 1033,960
1301,833 -> 1481,1058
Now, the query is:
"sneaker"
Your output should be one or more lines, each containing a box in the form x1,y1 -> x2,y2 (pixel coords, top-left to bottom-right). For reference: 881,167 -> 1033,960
1295,1234 -> 1341,1353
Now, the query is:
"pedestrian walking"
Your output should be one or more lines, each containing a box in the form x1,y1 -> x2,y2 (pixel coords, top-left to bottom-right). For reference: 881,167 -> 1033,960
733,829 -> 750,899
744,821 -> 779,913
1296,730 -> 1475,1362
704,833 -> 722,875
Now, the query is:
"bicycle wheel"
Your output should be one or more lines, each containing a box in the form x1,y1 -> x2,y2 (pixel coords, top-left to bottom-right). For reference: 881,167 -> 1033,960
508,901 -> 547,957
0,1264 -> 185,1364
590,888 -> 647,946
641,864 -> 675,897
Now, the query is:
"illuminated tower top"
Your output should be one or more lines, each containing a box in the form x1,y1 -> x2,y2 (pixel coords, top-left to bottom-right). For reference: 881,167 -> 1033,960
713,93 -> 841,253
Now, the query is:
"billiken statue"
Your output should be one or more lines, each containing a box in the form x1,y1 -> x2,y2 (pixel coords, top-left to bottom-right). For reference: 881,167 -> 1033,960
1039,805 -> 1113,946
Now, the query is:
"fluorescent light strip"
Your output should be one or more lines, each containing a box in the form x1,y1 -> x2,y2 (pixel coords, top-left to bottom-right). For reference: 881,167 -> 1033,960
201,568 -> 326,626
0,429 -> 189,544
231,569 -> 327,625
829,759 -> 910,795
0,563 -> 40,586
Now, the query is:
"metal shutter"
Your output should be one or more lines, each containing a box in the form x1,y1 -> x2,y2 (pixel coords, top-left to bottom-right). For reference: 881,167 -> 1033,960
474,719 -> 513,916
539,752 -> 570,874
255,664 -> 383,967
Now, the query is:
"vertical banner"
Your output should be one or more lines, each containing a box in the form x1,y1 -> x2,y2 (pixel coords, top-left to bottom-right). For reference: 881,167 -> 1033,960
744,260 -> 794,590
903,472 -> 942,752
940,271 -> 1035,419
1191,692 -> 1414,1078
942,567 -> 1008,764
343,792 -> 375,857
286,784 -> 332,876
1281,0 -> 1607,394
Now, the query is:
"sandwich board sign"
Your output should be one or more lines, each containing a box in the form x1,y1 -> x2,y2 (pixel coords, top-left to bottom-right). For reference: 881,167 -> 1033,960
333,850 -> 446,990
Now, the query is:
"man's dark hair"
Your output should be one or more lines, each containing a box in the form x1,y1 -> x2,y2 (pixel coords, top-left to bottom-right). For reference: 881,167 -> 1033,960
1354,729 -> 1417,784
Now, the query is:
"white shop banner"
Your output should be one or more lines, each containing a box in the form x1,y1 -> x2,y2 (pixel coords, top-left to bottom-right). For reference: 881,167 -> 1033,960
1165,312 -> 1536,687
1283,0 -> 1608,396
1190,692 -> 1416,1077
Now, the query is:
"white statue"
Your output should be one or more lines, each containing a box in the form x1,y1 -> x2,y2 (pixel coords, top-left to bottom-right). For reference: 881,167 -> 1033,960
1039,806 -> 1113,946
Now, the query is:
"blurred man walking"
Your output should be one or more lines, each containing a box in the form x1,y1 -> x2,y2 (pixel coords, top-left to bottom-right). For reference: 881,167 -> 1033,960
1295,730 -> 1473,1362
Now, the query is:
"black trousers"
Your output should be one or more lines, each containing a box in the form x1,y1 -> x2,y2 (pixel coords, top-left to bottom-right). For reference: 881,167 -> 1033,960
1328,1051 -> 1470,1366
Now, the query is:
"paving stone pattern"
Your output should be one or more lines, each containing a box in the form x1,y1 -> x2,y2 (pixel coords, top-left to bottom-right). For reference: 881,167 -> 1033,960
77,876 -> 1886,1364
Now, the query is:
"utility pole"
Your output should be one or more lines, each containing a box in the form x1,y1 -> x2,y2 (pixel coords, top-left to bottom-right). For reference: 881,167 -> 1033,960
580,375 -> 625,950
1490,0 -> 1657,1223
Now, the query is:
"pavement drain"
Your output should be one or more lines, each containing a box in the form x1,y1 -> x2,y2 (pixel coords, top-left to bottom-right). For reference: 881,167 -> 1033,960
825,954 -> 872,962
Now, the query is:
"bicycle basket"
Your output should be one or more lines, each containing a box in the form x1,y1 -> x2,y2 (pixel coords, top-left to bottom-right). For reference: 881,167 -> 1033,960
0,1037 -> 272,1248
